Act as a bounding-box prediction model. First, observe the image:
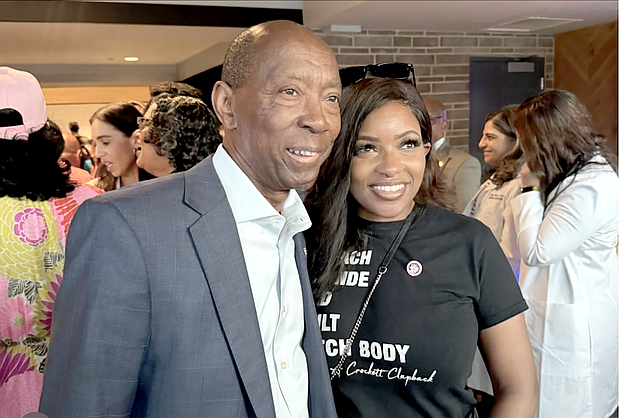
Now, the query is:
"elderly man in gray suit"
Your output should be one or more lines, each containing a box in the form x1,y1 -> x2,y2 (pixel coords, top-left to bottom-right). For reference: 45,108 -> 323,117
40,20 -> 341,418
424,98 -> 481,212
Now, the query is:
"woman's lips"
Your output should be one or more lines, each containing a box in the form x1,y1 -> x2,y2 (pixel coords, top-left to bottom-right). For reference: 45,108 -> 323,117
369,182 -> 408,200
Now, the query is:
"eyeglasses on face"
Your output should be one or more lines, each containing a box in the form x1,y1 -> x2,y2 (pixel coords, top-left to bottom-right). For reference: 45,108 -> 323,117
339,62 -> 416,88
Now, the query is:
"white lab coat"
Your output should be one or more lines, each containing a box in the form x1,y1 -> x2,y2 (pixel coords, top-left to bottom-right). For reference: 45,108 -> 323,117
463,176 -> 521,395
508,156 -> 618,418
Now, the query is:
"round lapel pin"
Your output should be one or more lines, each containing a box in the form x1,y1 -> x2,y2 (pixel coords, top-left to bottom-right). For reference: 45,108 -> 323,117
406,260 -> 423,277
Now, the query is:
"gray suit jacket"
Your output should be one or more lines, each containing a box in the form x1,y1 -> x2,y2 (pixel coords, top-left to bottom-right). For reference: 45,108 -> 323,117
40,157 -> 337,418
435,141 -> 481,212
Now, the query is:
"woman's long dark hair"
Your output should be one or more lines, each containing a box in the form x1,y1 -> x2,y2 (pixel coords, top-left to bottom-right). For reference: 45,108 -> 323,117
485,104 -> 523,187
514,90 -> 617,206
306,78 -> 455,301
0,120 -> 75,200
90,102 -> 142,138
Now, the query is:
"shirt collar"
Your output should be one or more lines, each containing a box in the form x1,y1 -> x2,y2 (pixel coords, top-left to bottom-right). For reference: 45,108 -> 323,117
433,137 -> 446,150
212,145 -> 311,230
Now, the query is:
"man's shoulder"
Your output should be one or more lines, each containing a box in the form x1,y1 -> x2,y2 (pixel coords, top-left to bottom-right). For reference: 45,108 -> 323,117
97,158 -> 221,203
447,145 -> 478,162
96,172 -> 186,202
444,146 -> 480,171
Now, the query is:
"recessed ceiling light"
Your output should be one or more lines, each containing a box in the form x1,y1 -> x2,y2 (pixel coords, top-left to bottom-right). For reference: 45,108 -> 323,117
124,56 -> 140,62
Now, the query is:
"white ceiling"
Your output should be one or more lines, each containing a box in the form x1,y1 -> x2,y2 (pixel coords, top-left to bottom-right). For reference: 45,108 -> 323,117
2,0 -> 617,87
304,1 -> 618,35
1,22 -> 244,65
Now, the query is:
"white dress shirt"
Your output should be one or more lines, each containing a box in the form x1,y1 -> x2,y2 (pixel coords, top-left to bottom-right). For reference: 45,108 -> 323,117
432,136 -> 446,151
213,145 -> 310,418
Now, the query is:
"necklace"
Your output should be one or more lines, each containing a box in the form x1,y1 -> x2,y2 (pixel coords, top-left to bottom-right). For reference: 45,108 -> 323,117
330,205 -> 423,380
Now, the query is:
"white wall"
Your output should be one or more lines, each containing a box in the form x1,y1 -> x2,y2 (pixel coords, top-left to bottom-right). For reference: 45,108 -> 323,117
42,85 -> 151,138
46,103 -> 108,139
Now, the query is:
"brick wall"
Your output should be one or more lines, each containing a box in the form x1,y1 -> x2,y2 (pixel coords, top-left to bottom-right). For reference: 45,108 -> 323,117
315,29 -> 555,150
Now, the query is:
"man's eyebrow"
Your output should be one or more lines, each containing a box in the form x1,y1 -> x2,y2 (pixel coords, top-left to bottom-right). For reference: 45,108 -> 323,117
325,78 -> 342,89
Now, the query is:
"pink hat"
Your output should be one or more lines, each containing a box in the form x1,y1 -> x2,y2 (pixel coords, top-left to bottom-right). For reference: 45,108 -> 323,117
0,66 -> 47,140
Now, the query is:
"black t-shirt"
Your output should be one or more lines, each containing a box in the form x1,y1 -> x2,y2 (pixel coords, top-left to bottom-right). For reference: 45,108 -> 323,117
316,204 -> 527,418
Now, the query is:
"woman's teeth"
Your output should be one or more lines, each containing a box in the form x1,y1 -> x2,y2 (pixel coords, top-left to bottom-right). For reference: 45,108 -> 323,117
372,184 -> 405,192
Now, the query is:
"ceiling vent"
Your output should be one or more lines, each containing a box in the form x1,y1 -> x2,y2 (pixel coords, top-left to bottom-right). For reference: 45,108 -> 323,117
486,17 -> 584,32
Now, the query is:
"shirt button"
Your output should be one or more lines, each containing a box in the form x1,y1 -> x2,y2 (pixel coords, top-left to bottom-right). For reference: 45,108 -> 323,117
271,220 -> 280,227
281,361 -> 287,370
282,305 -> 287,314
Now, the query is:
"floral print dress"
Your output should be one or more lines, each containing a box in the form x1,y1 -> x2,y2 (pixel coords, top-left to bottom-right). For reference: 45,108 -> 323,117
0,185 -> 100,418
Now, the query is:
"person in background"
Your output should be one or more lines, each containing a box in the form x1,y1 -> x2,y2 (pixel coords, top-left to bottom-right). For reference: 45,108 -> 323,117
507,90 -> 618,418
69,121 -> 90,150
60,129 -> 82,168
69,121 -> 95,173
40,20 -> 341,418
134,95 -> 222,177
464,105 -> 522,273
306,77 -> 537,418
462,105 -> 523,416
88,102 -> 153,191
0,67 -> 100,418
148,81 -> 204,104
424,98 -> 481,212
61,129 -> 94,184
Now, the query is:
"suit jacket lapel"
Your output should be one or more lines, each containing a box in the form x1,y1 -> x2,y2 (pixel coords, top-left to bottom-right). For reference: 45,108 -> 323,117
184,158 -> 276,418
435,141 -> 451,173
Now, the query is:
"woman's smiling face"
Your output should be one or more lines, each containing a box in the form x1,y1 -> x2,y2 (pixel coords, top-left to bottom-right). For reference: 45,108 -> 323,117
350,101 -> 430,222
479,119 -> 516,168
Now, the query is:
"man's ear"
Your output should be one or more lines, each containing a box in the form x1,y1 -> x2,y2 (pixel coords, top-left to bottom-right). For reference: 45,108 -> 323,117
212,81 -> 236,130
441,118 -> 449,134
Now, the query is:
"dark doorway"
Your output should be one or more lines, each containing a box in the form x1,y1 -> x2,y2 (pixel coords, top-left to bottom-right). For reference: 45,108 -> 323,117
469,57 -> 545,163
182,65 -> 223,110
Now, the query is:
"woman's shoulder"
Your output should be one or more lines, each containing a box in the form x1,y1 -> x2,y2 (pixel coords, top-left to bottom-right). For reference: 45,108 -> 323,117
559,156 -> 617,191
422,204 -> 493,237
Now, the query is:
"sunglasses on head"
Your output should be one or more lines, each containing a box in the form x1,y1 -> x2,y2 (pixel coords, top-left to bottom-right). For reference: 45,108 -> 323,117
339,62 -> 416,88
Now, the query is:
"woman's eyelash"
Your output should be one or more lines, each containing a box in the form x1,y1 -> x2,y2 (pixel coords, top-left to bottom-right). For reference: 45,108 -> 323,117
402,138 -> 422,148
353,143 -> 375,155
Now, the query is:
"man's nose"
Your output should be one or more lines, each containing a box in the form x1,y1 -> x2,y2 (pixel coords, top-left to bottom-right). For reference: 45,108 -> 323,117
298,96 -> 331,134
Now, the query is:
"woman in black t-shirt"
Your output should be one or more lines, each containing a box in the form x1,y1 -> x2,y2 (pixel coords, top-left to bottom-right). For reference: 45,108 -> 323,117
305,77 -> 538,418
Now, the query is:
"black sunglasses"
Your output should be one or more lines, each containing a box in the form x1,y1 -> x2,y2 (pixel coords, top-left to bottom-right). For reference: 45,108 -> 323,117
339,62 -> 416,88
